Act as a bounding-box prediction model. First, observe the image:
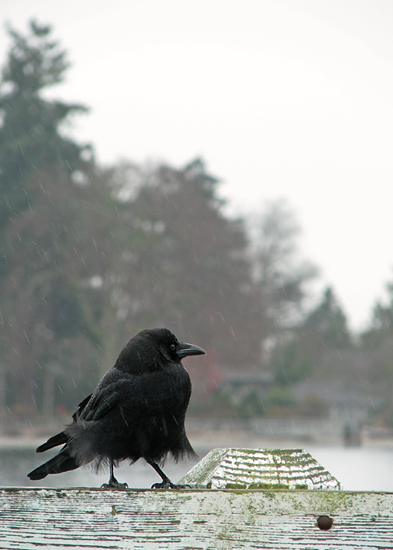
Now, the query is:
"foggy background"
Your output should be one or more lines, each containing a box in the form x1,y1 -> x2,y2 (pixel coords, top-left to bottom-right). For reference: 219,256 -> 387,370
3,0 -> 393,331
1,1 -> 393,490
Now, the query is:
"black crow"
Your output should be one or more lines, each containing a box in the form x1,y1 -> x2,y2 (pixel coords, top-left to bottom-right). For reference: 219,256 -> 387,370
28,328 -> 205,488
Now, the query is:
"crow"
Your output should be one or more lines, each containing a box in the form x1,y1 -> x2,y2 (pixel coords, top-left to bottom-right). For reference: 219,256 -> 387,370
28,328 -> 205,488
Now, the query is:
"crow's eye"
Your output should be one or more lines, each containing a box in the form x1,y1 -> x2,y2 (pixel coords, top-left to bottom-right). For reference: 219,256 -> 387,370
170,344 -> 176,352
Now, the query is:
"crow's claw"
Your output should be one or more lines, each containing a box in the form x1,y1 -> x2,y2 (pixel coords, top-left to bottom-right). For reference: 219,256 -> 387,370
101,477 -> 128,489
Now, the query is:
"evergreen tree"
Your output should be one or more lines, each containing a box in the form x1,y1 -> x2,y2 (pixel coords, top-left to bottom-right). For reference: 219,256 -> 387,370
361,281 -> 393,424
0,20 -> 90,228
302,287 -> 353,349
362,281 -> 393,348
270,286 -> 352,385
0,21 -> 106,413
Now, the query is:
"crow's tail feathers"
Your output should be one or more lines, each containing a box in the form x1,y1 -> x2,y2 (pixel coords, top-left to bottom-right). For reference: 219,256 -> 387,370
27,449 -> 78,480
36,431 -> 69,453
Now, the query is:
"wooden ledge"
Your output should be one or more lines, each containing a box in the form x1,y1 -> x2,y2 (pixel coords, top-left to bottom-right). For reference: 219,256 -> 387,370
1,486 -> 393,549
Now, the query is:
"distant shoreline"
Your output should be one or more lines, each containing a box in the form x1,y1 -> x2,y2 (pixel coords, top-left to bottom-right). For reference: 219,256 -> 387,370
1,429 -> 393,451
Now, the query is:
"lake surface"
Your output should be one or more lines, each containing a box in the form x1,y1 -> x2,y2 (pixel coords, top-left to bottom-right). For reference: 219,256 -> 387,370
1,438 -> 393,491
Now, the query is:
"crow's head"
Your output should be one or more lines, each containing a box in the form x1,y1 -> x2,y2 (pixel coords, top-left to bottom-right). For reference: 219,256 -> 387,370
115,328 -> 206,372
144,328 -> 206,363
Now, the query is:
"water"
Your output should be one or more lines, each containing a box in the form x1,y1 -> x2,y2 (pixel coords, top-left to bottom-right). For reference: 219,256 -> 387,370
1,439 -> 393,491
306,444 -> 393,491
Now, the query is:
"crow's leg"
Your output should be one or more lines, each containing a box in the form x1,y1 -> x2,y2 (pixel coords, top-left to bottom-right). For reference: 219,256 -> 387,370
145,457 -> 190,489
101,460 -> 128,489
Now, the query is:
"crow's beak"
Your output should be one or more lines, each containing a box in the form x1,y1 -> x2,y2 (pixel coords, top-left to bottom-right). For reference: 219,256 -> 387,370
176,342 -> 206,359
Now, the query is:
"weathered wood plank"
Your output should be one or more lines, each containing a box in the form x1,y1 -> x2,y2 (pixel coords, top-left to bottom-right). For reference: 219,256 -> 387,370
0,487 -> 392,549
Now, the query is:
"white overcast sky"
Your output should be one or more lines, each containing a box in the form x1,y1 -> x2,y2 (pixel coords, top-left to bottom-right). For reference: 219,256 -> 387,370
2,0 -> 393,331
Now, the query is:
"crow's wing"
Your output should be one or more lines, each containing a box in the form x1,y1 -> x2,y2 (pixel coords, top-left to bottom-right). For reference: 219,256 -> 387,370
72,393 -> 93,421
80,384 -> 122,421
80,367 -> 190,423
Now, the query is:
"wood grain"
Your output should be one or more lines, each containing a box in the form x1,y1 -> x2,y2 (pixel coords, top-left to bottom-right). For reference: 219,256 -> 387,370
1,487 -> 392,549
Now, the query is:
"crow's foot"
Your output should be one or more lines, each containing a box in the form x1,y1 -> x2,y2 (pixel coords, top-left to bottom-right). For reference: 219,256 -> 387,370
151,480 -> 191,489
101,476 -> 128,489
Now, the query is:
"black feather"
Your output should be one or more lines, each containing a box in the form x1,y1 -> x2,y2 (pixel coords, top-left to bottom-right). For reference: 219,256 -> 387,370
28,448 -> 78,480
36,432 -> 69,453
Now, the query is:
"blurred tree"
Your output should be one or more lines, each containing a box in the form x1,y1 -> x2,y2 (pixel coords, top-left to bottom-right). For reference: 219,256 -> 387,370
250,200 -> 318,340
104,158 -> 263,371
302,286 -> 353,349
362,281 -> 393,348
0,20 -> 90,228
0,21 -> 108,413
270,286 -> 353,385
361,281 -> 393,424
